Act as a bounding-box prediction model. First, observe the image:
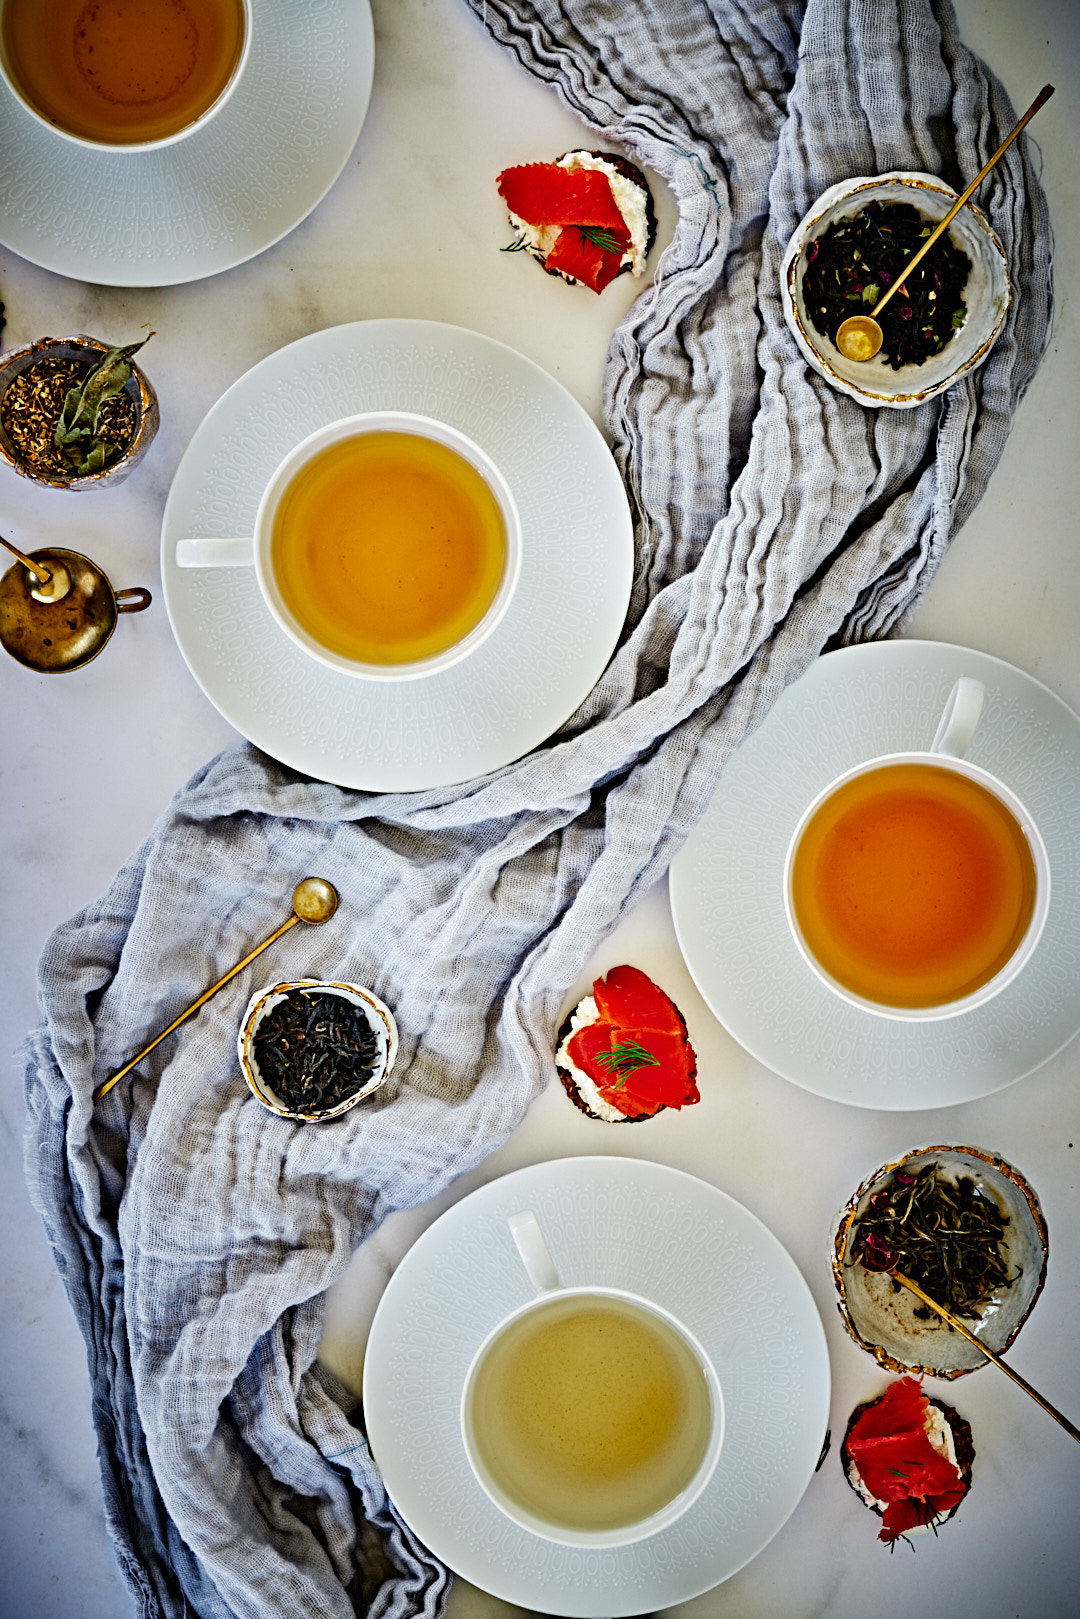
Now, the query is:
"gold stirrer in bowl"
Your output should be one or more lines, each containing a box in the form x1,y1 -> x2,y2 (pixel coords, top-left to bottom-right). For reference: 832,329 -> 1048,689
834,84 -> 1054,363
93,878 -> 340,1104
889,1268 -> 1080,1446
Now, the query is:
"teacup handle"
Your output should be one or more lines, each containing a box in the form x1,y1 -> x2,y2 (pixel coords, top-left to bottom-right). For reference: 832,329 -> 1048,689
930,677 -> 985,758
175,537 -> 255,568
508,1210 -> 562,1292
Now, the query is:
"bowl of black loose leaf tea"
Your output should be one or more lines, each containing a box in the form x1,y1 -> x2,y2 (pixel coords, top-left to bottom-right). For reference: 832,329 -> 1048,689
238,978 -> 398,1121
781,172 -> 1010,409
0,333 -> 158,489
830,1144 -> 1047,1378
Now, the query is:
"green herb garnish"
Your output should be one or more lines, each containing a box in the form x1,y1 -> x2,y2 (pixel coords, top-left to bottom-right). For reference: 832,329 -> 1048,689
54,334 -> 153,475
500,233 -> 531,254
576,225 -> 625,255
595,1038 -> 660,1088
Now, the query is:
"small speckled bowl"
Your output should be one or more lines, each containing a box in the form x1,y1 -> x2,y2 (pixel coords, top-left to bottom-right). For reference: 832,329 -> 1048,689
831,1144 -> 1047,1378
781,172 -> 1010,408
0,335 -> 159,490
238,978 -> 398,1122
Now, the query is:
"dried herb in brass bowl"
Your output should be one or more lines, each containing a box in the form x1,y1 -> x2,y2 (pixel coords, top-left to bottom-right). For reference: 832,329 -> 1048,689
831,1144 -> 1047,1379
0,334 -> 158,490
238,978 -> 398,1122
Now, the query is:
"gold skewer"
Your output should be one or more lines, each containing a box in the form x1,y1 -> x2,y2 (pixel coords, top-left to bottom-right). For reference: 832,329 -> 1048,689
93,878 -> 339,1104
892,1269 -> 1080,1446
835,84 -> 1055,361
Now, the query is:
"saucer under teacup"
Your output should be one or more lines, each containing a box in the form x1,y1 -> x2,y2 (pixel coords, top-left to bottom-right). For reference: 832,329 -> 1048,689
671,640 -> 1080,1109
161,319 -> 633,791
359,1157 -> 828,1615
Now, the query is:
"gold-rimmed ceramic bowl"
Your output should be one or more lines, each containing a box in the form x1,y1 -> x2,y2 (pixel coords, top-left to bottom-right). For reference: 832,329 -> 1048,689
238,978 -> 398,1122
781,172 -> 1010,409
831,1143 -> 1047,1378
0,334 -> 159,489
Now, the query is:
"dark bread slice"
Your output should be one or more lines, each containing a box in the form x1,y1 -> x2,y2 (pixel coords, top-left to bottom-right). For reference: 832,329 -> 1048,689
840,1392 -> 975,1533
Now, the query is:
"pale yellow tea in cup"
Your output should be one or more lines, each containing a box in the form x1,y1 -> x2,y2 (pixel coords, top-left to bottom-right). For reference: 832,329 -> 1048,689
465,1294 -> 712,1532
270,431 -> 508,667
1,0 -> 245,145
790,761 -> 1038,1010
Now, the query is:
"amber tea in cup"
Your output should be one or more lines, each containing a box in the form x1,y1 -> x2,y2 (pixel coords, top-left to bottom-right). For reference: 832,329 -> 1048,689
175,412 -> 522,680
790,761 -> 1038,1011
271,430 -> 508,669
1,0 -> 246,148
784,678 -> 1050,1020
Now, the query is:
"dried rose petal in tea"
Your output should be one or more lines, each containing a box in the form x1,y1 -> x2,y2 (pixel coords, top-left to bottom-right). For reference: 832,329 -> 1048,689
851,1161 -> 1020,1319
803,200 -> 972,370
252,989 -> 380,1114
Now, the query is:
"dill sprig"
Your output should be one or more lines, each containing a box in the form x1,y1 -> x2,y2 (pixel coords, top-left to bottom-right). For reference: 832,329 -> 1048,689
595,1038 -> 660,1089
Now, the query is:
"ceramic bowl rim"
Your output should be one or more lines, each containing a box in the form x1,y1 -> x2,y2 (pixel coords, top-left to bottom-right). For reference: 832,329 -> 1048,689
830,1142 -> 1048,1378
781,170 -> 1011,409
237,977 -> 398,1121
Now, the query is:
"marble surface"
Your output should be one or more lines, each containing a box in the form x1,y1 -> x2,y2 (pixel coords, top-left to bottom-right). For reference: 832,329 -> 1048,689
1,2 -> 1078,1617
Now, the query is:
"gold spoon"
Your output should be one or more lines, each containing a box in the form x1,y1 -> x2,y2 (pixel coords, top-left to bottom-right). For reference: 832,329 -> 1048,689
891,1268 -> 1080,1446
834,84 -> 1054,363
93,877 -> 340,1104
0,533 -> 71,601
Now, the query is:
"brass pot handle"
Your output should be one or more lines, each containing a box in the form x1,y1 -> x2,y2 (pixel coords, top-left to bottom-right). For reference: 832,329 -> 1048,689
116,586 -> 152,613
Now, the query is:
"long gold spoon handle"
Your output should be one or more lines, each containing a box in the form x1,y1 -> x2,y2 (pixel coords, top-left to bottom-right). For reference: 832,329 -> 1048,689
892,1269 -> 1080,1446
871,83 -> 1055,322
92,914 -> 301,1103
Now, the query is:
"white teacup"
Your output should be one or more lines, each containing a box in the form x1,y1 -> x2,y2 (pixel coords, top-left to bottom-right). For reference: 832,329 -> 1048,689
460,1210 -> 724,1547
176,411 -> 523,682
784,678 -> 1050,1021
0,0 -> 252,154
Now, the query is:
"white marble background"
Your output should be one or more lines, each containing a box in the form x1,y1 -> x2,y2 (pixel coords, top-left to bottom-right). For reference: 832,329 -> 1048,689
1,2 -> 1078,1617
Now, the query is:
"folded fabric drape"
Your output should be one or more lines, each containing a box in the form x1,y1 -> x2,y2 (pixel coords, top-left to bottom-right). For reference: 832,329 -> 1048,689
23,1 -> 1052,1614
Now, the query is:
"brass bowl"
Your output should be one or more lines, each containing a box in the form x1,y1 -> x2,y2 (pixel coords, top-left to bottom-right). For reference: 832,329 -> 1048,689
0,334 -> 158,490
831,1144 -> 1048,1378
237,978 -> 398,1122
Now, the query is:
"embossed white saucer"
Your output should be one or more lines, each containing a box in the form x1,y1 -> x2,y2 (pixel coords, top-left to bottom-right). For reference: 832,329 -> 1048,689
671,641 -> 1080,1109
161,320 -> 633,790
0,0 -> 373,286
361,1156 -> 830,1617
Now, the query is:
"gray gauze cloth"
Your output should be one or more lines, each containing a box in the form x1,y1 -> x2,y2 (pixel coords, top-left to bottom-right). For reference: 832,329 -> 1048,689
23,1 -> 1051,1615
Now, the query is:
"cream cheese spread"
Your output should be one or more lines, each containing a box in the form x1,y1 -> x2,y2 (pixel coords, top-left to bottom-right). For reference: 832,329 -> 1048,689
506,151 -> 650,279
847,1401 -> 959,1532
554,995 -> 628,1122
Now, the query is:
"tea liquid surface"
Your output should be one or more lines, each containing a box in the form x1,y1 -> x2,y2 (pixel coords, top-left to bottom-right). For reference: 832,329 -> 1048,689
790,762 -> 1037,1008
467,1295 -> 712,1532
2,0 -> 244,144
271,431 -> 507,666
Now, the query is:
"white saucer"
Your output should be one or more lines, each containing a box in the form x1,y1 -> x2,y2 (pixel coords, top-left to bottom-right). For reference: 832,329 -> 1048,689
362,1157 -> 829,1617
161,320 -> 633,791
0,0 -> 373,286
670,640 -> 1080,1110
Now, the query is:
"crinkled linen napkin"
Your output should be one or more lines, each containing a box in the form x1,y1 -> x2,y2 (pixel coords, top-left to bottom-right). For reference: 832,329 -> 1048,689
22,1 -> 1052,1615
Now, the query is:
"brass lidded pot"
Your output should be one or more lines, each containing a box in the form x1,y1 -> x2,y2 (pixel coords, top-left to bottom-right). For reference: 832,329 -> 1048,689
0,539 -> 151,672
